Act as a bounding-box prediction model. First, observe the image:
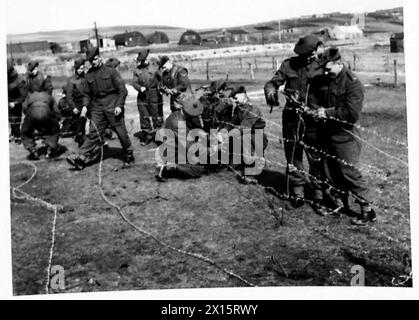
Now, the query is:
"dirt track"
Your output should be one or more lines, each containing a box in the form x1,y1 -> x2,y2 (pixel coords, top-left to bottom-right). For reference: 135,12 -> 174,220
9,82 -> 411,295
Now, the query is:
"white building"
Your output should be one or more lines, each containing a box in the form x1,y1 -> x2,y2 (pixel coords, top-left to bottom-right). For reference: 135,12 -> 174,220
330,25 -> 363,40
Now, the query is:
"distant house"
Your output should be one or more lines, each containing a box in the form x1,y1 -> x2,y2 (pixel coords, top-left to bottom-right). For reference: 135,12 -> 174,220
390,33 -> 404,53
199,29 -> 222,44
179,30 -> 201,45
7,41 -> 50,53
228,29 -> 249,43
147,31 -> 170,45
329,25 -> 363,40
113,31 -> 147,47
79,34 -> 116,52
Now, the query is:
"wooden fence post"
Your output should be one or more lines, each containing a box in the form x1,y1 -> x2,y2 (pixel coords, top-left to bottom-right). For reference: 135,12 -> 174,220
206,60 -> 209,81
254,57 -> 258,70
394,59 -> 398,87
248,62 -> 255,81
353,53 -> 357,71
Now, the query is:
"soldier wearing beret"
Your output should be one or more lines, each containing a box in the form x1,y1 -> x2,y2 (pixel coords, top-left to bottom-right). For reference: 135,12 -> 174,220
133,50 -> 164,145
21,91 -> 61,160
66,47 -> 134,170
154,97 -> 208,181
313,47 -> 375,225
26,60 -> 53,95
8,59 -> 27,144
61,58 -> 88,146
264,35 -> 328,215
158,56 -> 192,112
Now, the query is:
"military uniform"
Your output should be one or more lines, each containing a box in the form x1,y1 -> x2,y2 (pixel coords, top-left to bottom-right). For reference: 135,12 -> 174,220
264,56 -> 326,200
72,60 -> 133,165
155,98 -> 206,180
133,60 -> 163,139
21,92 -> 61,158
27,71 -> 53,95
8,65 -> 27,140
321,66 -> 370,206
160,64 -> 191,112
64,73 -> 88,144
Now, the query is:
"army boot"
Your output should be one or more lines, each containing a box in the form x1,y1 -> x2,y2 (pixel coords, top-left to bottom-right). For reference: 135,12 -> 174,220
122,149 -> 135,168
66,154 -> 86,170
27,150 -> 40,161
351,205 -> 376,226
312,189 -> 329,216
290,186 -> 305,208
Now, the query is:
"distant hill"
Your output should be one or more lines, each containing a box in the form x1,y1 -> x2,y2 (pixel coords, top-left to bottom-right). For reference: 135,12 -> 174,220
8,25 -> 187,44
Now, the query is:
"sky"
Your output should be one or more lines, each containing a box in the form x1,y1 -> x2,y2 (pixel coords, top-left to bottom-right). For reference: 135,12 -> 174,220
4,0 -> 403,35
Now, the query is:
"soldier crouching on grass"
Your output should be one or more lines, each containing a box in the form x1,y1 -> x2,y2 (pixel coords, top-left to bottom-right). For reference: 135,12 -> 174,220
66,47 -> 134,170
154,97 -> 210,182
311,47 -> 376,226
21,91 -> 61,160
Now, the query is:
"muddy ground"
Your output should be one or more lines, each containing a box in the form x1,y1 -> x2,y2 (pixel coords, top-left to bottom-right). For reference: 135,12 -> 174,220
9,80 -> 411,295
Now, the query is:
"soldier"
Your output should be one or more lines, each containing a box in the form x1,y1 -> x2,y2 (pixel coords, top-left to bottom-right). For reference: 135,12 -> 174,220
154,97 -> 208,181
62,58 -> 88,146
21,91 -> 61,160
8,59 -> 27,144
66,47 -> 134,170
264,35 -> 327,215
158,55 -> 192,112
313,47 -> 376,226
133,50 -> 164,145
26,61 -> 53,95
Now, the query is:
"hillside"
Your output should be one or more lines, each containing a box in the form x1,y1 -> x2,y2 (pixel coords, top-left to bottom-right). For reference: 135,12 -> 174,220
8,25 -> 187,44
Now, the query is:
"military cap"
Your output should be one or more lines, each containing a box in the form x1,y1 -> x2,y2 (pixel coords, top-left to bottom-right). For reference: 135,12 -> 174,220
86,46 -> 100,62
319,47 -> 341,65
136,49 -> 150,62
209,79 -> 227,94
73,58 -> 85,70
27,60 -> 39,72
105,57 -> 121,68
183,97 -> 204,116
294,35 -> 322,56
158,55 -> 170,68
229,85 -> 246,98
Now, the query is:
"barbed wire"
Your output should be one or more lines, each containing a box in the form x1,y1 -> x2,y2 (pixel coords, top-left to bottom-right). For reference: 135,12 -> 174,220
10,161 -> 62,294
88,117 -> 256,287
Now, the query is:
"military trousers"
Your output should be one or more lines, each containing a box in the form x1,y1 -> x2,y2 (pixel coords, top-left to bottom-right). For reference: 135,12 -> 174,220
9,103 -> 23,138
78,105 -> 132,163
21,109 -> 60,152
324,137 -> 370,204
282,109 -> 326,198
137,89 -> 163,133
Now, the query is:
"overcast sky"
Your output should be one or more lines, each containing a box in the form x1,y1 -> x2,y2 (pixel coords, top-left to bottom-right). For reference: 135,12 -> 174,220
5,0 -> 403,35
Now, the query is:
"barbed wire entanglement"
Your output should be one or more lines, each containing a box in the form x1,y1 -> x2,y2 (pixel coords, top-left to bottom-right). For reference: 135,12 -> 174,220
88,118 -> 256,287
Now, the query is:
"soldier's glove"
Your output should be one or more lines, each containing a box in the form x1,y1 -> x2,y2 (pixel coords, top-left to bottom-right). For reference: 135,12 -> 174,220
81,106 -> 88,117
313,107 -> 327,119
140,86 -> 146,93
9,102 -> 15,108
73,108 -> 80,115
114,107 -> 123,116
266,90 -> 279,106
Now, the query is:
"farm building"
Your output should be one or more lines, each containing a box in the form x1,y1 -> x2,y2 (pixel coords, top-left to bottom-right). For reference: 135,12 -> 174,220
147,31 -> 170,44
329,25 -> 363,40
179,30 -> 202,45
7,41 -> 50,53
390,32 -> 404,53
79,35 -> 116,52
113,31 -> 147,47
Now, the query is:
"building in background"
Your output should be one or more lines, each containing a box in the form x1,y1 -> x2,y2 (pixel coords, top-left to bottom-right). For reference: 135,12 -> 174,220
390,32 -> 404,52
146,31 -> 170,45
329,25 -> 363,40
179,30 -> 202,45
7,41 -> 50,54
79,34 -> 116,53
113,31 -> 148,47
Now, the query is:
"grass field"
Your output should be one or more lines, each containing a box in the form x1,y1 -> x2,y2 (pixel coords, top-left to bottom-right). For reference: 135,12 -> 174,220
9,69 -> 411,294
